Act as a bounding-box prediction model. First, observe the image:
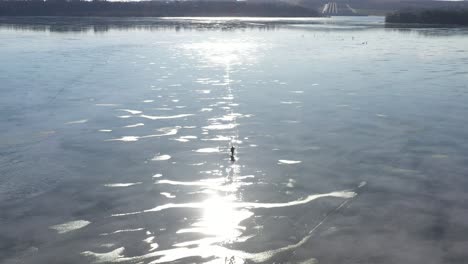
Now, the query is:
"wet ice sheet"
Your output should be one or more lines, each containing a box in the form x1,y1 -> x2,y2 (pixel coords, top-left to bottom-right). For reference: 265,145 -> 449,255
152,155 -> 171,161
123,123 -> 144,128
107,127 -> 179,142
160,192 -> 176,198
112,189 -> 356,216
104,182 -> 142,187
202,124 -> 238,130
195,147 -> 220,153
65,119 -> 88,124
140,114 -> 193,120
50,220 -> 91,234
3,16 -> 468,264
278,160 -> 302,165
118,109 -> 142,115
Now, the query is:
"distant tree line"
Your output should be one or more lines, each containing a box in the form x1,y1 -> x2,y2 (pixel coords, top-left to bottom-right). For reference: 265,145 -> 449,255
386,9 -> 468,25
0,16 -> 284,32
0,0 -> 321,17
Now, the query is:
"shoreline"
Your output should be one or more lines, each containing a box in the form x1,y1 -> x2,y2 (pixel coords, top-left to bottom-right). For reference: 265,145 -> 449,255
385,9 -> 468,26
0,1 -> 321,18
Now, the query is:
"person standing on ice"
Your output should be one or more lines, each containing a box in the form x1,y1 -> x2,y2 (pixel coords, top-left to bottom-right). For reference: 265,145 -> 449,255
230,146 -> 236,161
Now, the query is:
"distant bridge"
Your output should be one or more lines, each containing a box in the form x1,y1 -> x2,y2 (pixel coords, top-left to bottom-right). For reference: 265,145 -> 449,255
322,2 -> 358,15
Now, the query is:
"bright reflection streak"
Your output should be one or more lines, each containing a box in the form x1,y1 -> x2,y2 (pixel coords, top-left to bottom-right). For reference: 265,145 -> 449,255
175,165 -> 250,246
180,40 -> 259,66
87,37 -> 269,264
177,194 -> 253,244
176,39 -> 252,247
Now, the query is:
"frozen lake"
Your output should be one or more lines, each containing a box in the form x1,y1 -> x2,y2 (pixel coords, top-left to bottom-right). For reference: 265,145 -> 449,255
1,16 -> 468,264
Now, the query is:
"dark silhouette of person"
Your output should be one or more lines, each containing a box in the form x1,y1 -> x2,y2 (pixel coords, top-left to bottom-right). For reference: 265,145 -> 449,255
230,146 -> 235,156
230,146 -> 236,162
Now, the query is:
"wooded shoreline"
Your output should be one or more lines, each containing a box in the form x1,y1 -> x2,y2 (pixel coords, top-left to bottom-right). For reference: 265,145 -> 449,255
0,1 -> 321,17
386,9 -> 468,26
